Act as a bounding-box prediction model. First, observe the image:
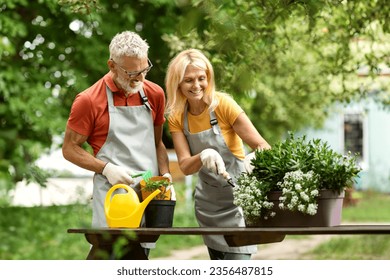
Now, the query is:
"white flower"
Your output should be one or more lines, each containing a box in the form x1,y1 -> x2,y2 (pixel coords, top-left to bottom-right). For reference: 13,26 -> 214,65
291,196 -> 298,205
300,192 -> 310,201
274,170 -> 321,215
311,189 -> 319,196
307,203 -> 318,215
233,173 -> 274,220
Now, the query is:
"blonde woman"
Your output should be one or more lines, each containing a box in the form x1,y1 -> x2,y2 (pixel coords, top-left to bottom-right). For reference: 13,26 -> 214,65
165,49 -> 271,260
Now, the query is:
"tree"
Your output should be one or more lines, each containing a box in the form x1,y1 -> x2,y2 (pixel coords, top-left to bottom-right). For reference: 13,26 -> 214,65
1,0 -> 389,201
0,0 -> 179,202
1,0 -> 75,196
162,0 -> 390,143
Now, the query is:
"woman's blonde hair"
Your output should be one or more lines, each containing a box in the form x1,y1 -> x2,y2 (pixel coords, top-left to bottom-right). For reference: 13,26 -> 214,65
165,49 -> 218,116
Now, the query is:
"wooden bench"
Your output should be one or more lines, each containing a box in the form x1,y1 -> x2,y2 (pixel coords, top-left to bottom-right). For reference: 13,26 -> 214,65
68,225 -> 390,260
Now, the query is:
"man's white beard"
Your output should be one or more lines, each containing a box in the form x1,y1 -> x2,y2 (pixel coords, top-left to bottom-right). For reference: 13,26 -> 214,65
117,75 -> 143,94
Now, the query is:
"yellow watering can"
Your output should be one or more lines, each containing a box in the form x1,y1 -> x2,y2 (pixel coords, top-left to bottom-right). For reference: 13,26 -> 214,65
104,184 -> 161,228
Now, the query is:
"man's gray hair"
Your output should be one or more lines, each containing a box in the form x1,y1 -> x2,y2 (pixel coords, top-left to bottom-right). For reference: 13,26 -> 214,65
109,31 -> 149,61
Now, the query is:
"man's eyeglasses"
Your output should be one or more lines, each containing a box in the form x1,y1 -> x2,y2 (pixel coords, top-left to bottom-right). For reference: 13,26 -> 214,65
112,58 -> 153,78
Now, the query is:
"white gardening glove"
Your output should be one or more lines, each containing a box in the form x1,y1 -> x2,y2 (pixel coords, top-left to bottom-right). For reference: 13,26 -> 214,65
244,152 -> 256,173
102,162 -> 134,185
200,148 -> 226,175
162,173 -> 173,183
162,173 -> 176,201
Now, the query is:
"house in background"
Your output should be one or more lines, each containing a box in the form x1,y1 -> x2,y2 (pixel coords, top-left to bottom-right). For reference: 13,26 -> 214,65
302,32 -> 390,192
303,96 -> 390,192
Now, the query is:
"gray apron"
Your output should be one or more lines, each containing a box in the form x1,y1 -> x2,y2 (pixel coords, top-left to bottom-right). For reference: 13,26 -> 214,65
183,105 -> 257,254
92,85 -> 158,227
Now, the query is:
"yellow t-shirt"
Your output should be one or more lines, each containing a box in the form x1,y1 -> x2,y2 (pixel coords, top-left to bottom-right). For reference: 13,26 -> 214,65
168,93 -> 245,159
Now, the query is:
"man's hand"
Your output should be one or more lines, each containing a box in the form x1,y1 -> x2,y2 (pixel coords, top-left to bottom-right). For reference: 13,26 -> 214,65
102,162 -> 134,185
200,148 -> 226,175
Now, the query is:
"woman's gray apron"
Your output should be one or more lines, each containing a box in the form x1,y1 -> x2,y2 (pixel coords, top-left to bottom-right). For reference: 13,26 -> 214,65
92,85 -> 158,229
183,105 -> 257,254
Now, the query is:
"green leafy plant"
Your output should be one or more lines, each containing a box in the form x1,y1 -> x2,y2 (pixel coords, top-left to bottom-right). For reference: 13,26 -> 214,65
233,132 -> 361,223
142,179 -> 170,200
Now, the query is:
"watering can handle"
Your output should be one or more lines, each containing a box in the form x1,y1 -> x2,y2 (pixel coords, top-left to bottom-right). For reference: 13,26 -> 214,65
104,184 -> 131,216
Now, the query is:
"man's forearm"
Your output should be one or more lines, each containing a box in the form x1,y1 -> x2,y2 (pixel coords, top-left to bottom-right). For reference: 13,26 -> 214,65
156,142 -> 170,175
63,144 -> 106,174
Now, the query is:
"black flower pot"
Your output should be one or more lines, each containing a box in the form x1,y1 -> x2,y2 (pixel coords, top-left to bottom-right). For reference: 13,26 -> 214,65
145,200 -> 176,228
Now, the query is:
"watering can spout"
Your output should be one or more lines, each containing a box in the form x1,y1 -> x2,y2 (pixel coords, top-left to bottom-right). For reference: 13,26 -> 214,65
137,189 -> 161,216
104,184 -> 161,228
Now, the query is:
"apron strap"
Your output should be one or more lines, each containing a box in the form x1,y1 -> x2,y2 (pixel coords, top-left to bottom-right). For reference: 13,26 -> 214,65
183,103 -> 221,135
183,103 -> 190,132
105,85 -> 151,111
139,88 -> 151,111
106,85 -> 114,107
209,111 -> 221,135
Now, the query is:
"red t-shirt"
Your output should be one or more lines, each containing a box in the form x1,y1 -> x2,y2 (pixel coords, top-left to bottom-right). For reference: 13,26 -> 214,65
66,73 -> 166,156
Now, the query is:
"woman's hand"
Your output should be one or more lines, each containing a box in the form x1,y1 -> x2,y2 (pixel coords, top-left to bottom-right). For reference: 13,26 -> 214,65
200,148 -> 226,175
244,152 -> 256,173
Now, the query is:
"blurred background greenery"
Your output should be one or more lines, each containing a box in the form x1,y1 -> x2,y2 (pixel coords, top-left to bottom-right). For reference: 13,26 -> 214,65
1,0 -> 390,260
1,0 -> 389,194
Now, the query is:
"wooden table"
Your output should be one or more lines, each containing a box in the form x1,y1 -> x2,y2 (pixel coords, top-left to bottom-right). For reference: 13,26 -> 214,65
68,225 -> 390,260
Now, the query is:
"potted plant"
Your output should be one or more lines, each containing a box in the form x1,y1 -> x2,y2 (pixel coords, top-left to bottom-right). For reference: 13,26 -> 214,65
140,176 -> 171,200
233,132 -> 361,227
140,176 -> 176,228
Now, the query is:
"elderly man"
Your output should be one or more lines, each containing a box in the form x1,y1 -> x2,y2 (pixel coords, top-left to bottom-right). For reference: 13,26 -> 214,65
62,31 -> 171,258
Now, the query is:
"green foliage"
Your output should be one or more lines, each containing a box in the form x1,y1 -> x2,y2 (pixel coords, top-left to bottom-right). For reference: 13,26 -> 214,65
142,178 -> 171,200
1,0 -> 87,191
143,179 -> 170,191
250,132 -> 361,191
234,132 -> 361,221
58,0 -> 102,14
0,0 -> 180,193
1,0 -> 389,196
163,0 -> 390,143
0,204 -> 92,259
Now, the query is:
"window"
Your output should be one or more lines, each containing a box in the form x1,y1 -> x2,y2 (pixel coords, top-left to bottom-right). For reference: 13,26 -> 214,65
344,113 -> 363,160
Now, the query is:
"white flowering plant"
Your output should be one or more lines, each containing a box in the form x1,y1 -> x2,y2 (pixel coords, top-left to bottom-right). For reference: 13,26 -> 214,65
234,173 -> 275,221
277,170 -> 320,215
233,132 -> 361,224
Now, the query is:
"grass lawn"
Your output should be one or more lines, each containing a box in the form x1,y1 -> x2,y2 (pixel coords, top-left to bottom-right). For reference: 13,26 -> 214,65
306,190 -> 390,259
